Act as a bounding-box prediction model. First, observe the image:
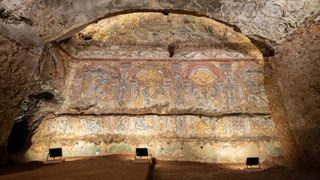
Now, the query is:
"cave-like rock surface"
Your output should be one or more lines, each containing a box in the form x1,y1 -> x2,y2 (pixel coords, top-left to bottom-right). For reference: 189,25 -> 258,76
0,0 -> 319,170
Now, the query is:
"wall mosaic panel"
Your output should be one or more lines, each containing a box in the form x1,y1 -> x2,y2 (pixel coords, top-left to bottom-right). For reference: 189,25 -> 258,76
61,60 -> 269,115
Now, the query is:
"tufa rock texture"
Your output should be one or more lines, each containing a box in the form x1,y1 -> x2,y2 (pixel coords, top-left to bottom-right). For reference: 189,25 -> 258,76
0,33 -> 40,164
0,0 -> 318,47
266,18 -> 320,169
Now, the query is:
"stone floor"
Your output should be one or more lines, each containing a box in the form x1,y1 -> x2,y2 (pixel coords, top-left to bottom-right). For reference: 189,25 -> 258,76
0,155 -> 319,180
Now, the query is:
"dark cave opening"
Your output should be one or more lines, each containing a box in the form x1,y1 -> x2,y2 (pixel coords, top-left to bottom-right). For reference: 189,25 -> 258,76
7,118 -> 29,155
7,92 -> 55,163
31,92 -> 55,100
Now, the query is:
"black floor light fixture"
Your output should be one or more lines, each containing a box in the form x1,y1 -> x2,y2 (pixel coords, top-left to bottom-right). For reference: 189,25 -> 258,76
47,148 -> 63,160
134,148 -> 151,164
136,148 -> 148,159
246,157 -> 260,169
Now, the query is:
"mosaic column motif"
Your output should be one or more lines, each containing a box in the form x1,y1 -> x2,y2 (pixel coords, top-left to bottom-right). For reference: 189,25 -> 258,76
119,63 -> 130,107
236,81 -> 246,106
220,63 -> 236,110
130,80 -> 138,104
217,79 -> 226,110
173,63 -> 183,107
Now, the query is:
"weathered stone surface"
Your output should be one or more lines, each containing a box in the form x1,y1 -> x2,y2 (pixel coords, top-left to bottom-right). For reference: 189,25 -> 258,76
0,33 -> 40,164
0,0 -> 318,47
264,63 -> 298,167
266,19 -> 320,169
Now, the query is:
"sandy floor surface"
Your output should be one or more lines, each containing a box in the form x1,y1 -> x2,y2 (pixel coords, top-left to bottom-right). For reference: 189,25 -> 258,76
153,160 -> 320,180
0,155 -> 149,180
0,155 -> 319,180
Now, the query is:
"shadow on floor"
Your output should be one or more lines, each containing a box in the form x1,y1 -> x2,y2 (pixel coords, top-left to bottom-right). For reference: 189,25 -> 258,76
0,161 -> 43,176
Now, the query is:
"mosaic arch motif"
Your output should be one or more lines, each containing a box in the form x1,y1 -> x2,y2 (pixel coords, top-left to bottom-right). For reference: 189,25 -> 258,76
128,63 -> 173,108
185,65 -> 222,110
190,67 -> 216,87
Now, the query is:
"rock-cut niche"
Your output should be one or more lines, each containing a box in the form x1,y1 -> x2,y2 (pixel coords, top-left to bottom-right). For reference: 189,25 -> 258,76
26,12 -> 281,163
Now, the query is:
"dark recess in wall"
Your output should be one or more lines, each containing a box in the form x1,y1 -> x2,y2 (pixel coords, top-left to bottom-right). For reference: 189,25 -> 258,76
249,36 -> 275,57
168,44 -> 175,57
7,119 -> 28,154
6,92 -> 55,164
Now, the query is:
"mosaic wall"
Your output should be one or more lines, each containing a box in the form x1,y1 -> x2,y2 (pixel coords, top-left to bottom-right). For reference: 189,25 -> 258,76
26,14 -> 279,163
60,60 -> 269,115
27,115 -> 280,163
27,57 -> 280,163
61,13 -> 261,62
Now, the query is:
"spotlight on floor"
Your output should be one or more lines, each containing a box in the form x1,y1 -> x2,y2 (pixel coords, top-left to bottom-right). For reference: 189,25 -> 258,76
44,148 -> 65,164
133,148 -> 151,164
245,157 -> 262,172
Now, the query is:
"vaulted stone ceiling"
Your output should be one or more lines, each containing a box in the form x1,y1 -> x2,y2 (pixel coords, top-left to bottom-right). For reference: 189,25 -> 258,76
0,0 -> 319,47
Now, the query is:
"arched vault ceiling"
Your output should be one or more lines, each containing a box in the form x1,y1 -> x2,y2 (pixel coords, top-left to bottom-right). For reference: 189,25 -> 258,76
0,0 -> 319,47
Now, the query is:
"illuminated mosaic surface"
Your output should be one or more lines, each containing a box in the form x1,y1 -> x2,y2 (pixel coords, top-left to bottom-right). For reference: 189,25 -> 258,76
27,13 -> 280,163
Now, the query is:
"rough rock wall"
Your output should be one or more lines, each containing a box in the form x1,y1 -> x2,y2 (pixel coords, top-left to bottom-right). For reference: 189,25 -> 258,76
0,33 -> 39,164
264,62 -> 297,167
266,19 -> 320,169
0,0 -> 318,46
